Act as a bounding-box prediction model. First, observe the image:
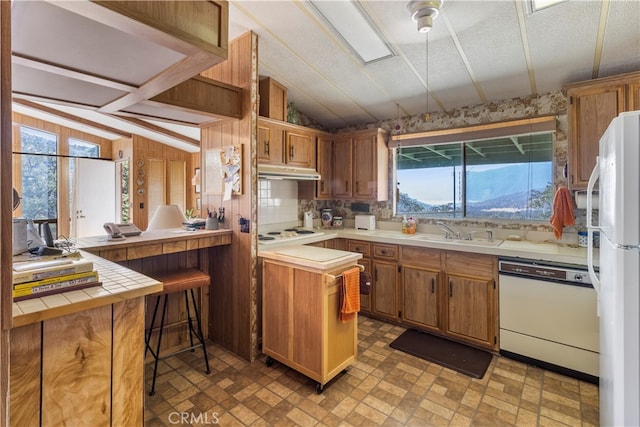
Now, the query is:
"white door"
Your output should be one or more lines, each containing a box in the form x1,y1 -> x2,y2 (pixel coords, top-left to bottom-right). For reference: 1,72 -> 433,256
71,158 -> 116,238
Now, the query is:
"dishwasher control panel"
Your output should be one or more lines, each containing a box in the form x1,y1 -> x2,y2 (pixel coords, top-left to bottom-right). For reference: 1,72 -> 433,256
499,259 -> 593,285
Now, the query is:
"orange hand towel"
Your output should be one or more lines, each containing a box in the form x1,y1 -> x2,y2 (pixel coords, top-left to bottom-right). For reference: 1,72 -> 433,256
340,266 -> 361,323
549,187 -> 575,239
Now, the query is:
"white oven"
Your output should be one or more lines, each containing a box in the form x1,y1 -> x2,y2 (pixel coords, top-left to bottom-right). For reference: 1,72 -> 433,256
499,258 -> 599,381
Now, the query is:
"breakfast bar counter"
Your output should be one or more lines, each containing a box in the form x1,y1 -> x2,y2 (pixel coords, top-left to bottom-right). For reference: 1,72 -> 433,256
9,228 -> 232,426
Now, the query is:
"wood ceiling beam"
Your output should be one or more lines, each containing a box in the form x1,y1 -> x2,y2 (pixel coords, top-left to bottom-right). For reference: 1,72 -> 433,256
12,98 -> 132,138
150,75 -> 242,120
109,115 -> 200,147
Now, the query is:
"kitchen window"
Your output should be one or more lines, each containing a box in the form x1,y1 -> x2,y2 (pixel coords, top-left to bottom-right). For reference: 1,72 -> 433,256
394,124 -> 554,221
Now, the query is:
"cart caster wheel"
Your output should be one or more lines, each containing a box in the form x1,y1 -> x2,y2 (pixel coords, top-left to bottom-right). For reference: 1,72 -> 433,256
316,383 -> 324,394
265,356 -> 274,367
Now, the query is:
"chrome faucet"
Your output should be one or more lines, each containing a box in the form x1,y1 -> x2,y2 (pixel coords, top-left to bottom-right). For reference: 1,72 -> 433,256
436,221 -> 460,239
486,230 -> 494,242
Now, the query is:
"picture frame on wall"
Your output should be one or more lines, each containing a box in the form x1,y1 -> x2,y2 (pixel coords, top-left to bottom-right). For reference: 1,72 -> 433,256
194,168 -> 201,193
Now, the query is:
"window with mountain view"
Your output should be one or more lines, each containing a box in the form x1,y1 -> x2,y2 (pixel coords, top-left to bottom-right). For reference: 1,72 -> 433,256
396,132 -> 554,221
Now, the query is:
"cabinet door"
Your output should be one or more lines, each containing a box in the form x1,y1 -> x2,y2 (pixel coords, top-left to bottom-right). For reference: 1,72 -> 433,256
285,131 -> 315,168
372,260 -> 398,321
353,133 -> 377,199
257,122 -> 284,164
332,136 -> 353,198
630,82 -> 640,111
445,273 -> 494,348
292,269 -> 322,375
315,134 -> 333,199
357,258 -> 372,313
402,266 -> 440,333
568,85 -> 625,189
262,262 -> 290,360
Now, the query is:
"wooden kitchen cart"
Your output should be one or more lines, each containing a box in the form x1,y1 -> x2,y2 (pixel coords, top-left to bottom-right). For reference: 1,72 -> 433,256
260,246 -> 362,392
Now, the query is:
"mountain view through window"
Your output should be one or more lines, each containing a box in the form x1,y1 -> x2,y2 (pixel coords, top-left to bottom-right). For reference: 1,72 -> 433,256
396,132 -> 553,221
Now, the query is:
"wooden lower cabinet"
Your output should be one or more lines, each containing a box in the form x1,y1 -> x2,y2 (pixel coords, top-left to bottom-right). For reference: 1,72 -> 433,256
445,273 -> 494,347
444,251 -> 497,350
358,258 -> 372,312
396,246 -> 497,351
372,260 -> 398,321
402,266 -> 441,333
262,259 -> 358,390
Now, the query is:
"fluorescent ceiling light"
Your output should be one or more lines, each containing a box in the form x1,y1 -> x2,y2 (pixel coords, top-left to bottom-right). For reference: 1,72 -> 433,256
308,1 -> 395,64
528,0 -> 567,13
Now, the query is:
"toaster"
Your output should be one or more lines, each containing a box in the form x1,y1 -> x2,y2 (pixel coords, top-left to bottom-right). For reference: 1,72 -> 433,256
355,215 -> 376,230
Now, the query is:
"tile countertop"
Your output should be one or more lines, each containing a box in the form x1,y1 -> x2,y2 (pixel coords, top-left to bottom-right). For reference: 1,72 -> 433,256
259,227 -> 593,267
12,250 -> 162,328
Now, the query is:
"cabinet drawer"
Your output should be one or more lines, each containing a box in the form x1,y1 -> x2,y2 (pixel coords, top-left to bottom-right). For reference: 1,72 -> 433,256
400,246 -> 441,268
373,243 -> 398,260
347,240 -> 371,257
446,250 -> 495,277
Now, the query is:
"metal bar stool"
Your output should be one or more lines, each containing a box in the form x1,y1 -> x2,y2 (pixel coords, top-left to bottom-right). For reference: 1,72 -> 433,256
145,268 -> 211,396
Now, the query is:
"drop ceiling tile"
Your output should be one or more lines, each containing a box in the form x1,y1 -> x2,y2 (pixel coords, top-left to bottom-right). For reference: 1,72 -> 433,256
12,64 -> 127,107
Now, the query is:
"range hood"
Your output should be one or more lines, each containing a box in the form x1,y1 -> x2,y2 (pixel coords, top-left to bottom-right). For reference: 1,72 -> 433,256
258,164 -> 321,181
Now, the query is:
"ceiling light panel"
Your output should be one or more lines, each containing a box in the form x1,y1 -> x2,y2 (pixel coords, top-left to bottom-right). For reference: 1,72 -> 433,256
308,1 -> 395,64
528,0 -> 567,14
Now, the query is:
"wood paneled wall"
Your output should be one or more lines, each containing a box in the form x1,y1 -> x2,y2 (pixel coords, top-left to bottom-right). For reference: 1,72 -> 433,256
200,31 -> 258,361
1,4 -> 12,423
131,135 -> 196,231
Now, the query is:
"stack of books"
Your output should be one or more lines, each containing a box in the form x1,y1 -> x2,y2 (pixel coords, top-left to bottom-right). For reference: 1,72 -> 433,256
12,257 -> 101,301
183,218 -> 206,230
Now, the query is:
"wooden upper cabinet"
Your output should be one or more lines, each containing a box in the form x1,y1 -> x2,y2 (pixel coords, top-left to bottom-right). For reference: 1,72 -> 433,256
259,77 -> 287,121
258,120 -> 284,164
630,81 -> 640,111
257,118 -> 315,168
286,130 -> 315,168
332,136 -> 353,198
315,134 -> 333,199
300,133 -> 333,200
332,128 -> 389,201
564,71 -> 640,190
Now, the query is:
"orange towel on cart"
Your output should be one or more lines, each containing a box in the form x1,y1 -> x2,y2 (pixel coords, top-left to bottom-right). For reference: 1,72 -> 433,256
549,187 -> 575,239
340,267 -> 361,323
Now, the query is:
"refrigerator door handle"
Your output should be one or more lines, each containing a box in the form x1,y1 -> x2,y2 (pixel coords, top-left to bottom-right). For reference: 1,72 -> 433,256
586,157 -> 600,297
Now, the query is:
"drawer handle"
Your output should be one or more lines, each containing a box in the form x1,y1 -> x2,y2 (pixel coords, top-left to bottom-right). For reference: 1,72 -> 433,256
431,277 -> 435,294
265,140 -> 270,155
345,180 -> 349,191
320,181 -> 325,192
290,144 -> 294,159
381,249 -> 387,255
356,181 -> 359,192
449,280 -> 453,297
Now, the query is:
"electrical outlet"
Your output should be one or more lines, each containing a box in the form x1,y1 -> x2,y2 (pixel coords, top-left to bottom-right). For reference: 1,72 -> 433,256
381,208 -> 391,219
239,217 -> 250,233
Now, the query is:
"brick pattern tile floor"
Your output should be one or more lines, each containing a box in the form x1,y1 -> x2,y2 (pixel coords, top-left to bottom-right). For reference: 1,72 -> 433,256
144,317 -> 599,426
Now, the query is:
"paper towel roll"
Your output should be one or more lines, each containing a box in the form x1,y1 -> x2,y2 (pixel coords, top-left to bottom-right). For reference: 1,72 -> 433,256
575,192 -> 598,209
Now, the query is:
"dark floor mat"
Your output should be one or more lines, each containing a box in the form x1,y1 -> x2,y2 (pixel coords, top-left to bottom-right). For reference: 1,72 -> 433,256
389,329 -> 493,379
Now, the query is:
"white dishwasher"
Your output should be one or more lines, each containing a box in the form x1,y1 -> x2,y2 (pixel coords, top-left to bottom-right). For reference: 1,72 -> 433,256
499,258 -> 599,382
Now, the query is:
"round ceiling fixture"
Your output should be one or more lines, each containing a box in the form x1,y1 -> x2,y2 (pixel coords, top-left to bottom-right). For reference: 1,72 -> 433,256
408,0 -> 444,33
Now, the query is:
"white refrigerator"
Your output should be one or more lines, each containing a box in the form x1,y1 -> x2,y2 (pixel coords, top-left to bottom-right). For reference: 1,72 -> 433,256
587,110 -> 640,426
